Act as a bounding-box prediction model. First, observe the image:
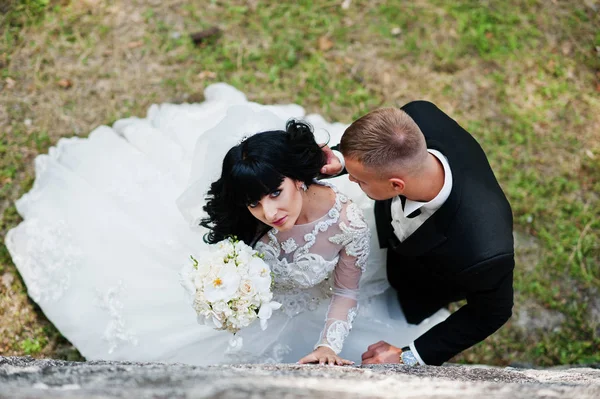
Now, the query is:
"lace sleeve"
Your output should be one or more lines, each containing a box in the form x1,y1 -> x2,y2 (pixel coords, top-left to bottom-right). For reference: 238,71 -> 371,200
315,202 -> 370,354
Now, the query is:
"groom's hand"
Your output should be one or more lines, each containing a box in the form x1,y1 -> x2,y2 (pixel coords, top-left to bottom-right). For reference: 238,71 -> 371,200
361,341 -> 402,364
320,145 -> 344,176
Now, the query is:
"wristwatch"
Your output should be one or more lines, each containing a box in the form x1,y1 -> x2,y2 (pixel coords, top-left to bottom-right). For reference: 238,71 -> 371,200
399,346 -> 419,366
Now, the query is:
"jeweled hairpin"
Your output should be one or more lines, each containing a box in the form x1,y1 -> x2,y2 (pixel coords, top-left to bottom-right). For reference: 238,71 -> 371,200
237,135 -> 250,145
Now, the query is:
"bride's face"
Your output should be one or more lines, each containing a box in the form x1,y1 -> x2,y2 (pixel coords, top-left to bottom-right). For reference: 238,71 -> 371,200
247,177 -> 304,231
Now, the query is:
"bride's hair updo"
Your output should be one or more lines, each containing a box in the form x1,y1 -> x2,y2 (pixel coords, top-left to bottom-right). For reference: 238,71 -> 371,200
201,120 -> 326,245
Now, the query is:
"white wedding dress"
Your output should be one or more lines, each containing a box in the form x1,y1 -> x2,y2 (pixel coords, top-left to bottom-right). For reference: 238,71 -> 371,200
5,83 -> 449,365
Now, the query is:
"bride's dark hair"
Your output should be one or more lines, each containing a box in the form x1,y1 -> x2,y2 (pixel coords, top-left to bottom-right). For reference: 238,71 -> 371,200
201,120 -> 327,245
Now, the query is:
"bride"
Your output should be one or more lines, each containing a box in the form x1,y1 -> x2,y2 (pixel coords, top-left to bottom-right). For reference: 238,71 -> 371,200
5,83 -> 449,365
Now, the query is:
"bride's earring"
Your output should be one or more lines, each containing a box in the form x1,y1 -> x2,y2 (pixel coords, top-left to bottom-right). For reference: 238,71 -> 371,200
300,182 -> 308,192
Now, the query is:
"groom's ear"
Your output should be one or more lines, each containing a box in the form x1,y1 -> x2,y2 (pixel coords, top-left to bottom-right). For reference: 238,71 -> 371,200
389,178 -> 405,192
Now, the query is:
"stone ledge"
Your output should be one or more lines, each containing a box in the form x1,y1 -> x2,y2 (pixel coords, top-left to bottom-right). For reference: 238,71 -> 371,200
1,356 -> 599,399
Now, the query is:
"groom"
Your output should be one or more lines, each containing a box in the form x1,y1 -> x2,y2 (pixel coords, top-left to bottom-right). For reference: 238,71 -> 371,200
323,102 -> 515,366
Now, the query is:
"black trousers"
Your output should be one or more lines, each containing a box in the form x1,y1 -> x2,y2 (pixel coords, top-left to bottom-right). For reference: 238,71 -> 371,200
387,249 -> 466,325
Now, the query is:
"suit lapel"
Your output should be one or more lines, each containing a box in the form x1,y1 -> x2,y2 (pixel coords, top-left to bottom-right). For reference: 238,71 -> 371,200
374,199 -> 394,249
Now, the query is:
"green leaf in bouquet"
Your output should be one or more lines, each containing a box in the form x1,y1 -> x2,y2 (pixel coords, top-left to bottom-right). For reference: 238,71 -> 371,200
190,255 -> 199,270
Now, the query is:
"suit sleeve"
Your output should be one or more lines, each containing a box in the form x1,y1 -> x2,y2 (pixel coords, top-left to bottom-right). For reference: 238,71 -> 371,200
413,253 -> 515,366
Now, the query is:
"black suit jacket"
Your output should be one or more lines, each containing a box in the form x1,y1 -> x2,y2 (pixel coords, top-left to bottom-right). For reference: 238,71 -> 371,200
335,101 -> 514,366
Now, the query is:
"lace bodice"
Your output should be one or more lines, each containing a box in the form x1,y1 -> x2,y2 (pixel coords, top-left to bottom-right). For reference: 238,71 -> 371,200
255,182 -> 370,354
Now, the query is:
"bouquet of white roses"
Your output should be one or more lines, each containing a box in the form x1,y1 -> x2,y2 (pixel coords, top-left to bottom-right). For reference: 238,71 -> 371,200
180,237 -> 281,336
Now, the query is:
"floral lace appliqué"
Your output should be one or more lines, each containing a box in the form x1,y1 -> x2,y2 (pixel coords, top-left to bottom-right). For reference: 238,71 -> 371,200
324,321 -> 351,354
318,306 -> 358,354
329,202 -> 370,272
281,238 -> 298,254
6,218 -> 83,303
95,280 -> 139,354
295,191 -> 346,260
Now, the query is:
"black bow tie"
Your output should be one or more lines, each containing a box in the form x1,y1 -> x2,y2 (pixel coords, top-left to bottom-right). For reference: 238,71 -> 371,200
399,195 -> 422,219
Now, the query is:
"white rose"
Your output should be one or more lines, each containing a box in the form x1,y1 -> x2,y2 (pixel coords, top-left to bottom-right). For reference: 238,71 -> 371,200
238,279 -> 257,299
232,298 -> 249,311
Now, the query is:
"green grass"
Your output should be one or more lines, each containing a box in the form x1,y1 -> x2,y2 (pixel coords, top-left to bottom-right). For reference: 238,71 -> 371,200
0,0 -> 598,366
19,335 -> 47,355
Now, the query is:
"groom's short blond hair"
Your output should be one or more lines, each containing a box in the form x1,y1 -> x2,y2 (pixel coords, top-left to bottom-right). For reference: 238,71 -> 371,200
340,107 -> 428,175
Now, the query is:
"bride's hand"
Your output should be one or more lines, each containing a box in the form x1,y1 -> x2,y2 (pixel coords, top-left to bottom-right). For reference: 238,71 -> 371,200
320,145 -> 344,176
298,346 -> 354,366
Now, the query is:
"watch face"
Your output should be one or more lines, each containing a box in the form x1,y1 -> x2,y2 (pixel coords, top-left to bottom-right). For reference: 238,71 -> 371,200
401,350 -> 418,366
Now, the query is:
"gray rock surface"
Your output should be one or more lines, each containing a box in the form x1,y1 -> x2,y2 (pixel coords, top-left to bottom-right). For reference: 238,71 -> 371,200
1,356 -> 600,398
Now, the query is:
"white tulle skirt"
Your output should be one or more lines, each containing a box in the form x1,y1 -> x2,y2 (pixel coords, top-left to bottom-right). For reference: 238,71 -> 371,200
5,83 -> 448,365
